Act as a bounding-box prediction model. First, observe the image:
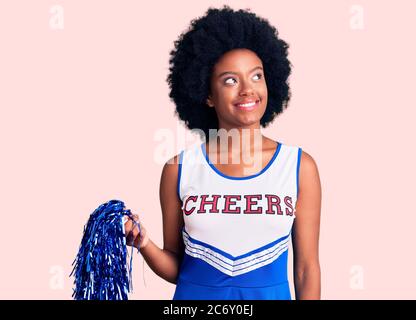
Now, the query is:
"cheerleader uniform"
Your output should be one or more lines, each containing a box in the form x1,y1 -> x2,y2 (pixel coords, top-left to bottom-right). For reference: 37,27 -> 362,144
172,140 -> 302,300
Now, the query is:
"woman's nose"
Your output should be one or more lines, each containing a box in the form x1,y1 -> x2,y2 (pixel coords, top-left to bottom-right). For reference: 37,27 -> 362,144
239,87 -> 255,96
239,79 -> 255,96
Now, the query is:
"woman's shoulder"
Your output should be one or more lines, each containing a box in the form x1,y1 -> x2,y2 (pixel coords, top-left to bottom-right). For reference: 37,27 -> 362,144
163,153 -> 181,177
161,143 -> 197,178
294,147 -> 320,184
160,153 -> 182,197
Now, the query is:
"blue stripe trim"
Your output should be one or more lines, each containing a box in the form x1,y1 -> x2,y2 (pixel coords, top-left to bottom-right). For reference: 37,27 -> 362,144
176,249 -> 290,288
183,228 -> 290,261
177,150 -> 184,200
184,237 -> 289,270
296,147 -> 302,198
200,141 -> 282,180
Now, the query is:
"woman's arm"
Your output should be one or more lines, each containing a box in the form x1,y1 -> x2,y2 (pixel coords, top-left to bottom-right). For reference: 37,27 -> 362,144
127,154 -> 184,284
292,150 -> 322,299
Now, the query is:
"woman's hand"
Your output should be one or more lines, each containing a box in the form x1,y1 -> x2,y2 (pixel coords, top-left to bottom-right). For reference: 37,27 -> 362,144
124,213 -> 149,249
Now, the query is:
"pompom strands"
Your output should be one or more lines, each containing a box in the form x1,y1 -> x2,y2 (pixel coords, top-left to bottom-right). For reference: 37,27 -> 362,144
70,199 -> 142,300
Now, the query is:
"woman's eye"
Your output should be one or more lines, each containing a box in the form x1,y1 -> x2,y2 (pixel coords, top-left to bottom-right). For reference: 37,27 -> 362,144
223,73 -> 262,85
253,73 -> 263,80
224,77 -> 237,85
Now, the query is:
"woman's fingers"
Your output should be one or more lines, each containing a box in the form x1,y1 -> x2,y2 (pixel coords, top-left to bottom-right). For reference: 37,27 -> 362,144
122,211 -> 143,246
131,214 -> 140,223
124,213 -> 141,246
126,224 -> 138,246
124,217 -> 133,232
125,230 -> 134,245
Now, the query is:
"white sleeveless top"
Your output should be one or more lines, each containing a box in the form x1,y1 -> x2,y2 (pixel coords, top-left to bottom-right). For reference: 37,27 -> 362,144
176,140 -> 302,284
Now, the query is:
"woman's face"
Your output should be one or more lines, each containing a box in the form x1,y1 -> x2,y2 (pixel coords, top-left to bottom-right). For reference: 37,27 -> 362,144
207,48 -> 268,131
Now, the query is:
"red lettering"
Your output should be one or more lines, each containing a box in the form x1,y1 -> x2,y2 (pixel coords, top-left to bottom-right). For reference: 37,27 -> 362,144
243,194 -> 262,214
197,194 -> 221,213
223,195 -> 241,214
183,196 -> 198,215
265,194 -> 283,215
284,196 -> 294,216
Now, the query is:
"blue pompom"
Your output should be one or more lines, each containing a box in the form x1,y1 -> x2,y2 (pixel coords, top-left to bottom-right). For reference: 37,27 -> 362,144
70,199 -> 140,300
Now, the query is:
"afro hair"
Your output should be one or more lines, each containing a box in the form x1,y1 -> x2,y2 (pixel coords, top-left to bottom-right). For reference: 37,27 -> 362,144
167,5 -> 292,140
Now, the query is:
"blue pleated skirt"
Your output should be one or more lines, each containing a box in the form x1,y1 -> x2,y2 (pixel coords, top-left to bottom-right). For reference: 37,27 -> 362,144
172,278 -> 292,300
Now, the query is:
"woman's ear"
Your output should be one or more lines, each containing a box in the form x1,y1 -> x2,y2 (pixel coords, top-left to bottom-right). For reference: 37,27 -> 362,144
206,95 -> 214,108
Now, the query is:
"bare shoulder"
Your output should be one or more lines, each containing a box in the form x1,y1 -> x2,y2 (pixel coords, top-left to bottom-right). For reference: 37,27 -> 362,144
160,153 -> 183,202
296,149 -> 322,215
159,153 -> 184,255
300,149 -> 319,175
161,153 -> 182,179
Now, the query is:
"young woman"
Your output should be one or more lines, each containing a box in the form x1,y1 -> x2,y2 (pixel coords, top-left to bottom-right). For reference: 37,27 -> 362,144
124,5 -> 321,300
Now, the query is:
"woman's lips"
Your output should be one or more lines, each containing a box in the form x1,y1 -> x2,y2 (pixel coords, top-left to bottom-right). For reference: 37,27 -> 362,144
234,99 -> 260,111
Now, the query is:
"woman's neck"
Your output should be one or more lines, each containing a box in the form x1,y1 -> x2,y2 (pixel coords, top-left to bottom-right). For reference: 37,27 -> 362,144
206,127 -> 270,167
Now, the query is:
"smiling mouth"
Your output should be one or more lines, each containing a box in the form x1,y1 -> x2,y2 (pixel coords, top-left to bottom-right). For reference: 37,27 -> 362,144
234,99 -> 260,111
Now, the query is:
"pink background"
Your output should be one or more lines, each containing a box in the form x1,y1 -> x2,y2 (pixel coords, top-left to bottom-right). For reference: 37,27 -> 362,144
0,0 -> 415,299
